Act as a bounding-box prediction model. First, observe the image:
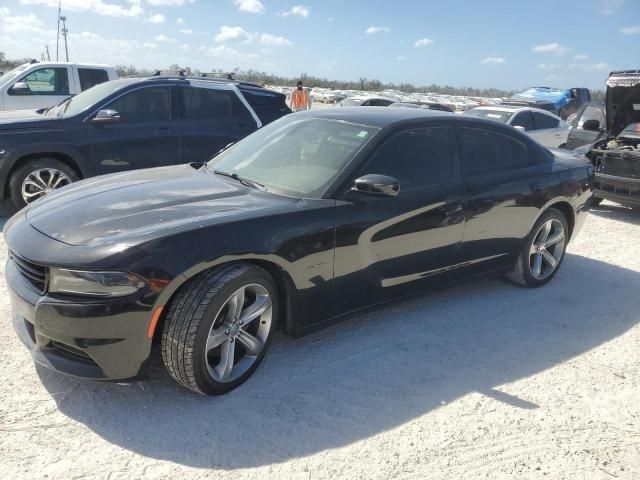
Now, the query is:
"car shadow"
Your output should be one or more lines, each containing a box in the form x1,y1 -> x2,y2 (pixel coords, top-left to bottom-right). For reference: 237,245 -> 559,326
590,202 -> 640,226
36,254 -> 639,470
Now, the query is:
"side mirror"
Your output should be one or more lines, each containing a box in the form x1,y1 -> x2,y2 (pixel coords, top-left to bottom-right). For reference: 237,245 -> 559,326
352,174 -> 400,197
91,109 -> 121,125
513,125 -> 526,132
583,119 -> 601,132
9,82 -> 30,96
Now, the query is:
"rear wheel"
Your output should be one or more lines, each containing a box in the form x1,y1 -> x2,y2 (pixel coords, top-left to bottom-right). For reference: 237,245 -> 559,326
161,263 -> 278,395
506,208 -> 569,287
9,158 -> 78,209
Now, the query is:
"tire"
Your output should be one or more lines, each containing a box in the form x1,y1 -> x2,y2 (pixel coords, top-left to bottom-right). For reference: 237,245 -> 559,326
506,208 -> 569,288
161,263 -> 278,395
9,158 -> 79,209
592,197 -> 603,207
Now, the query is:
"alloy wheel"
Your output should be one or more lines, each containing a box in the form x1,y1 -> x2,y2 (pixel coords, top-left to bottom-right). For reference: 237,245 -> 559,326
205,283 -> 272,383
21,168 -> 72,204
529,218 -> 566,280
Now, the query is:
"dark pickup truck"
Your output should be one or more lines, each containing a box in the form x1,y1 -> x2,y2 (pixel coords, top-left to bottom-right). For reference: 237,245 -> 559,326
0,75 -> 290,208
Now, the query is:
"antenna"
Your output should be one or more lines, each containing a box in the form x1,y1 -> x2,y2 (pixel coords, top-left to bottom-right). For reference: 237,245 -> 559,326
56,0 -> 61,61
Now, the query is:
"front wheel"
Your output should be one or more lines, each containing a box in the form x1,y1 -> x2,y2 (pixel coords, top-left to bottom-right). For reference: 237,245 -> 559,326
9,158 -> 79,209
506,208 -> 569,287
161,263 -> 278,395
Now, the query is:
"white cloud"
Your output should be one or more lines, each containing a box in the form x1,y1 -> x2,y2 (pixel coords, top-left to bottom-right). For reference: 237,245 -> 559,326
279,5 -> 310,17
396,56 -> 408,61
327,17 -> 333,22
260,33 -> 292,46
0,13 -> 45,33
532,42 -> 571,56
599,0 -> 624,15
147,0 -> 193,5
366,26 -> 390,34
203,44 -> 260,67
233,0 -> 265,14
176,17 -> 185,25
481,56 -> 506,64
570,62 -> 610,72
215,25 -> 253,43
573,54 -> 588,60
620,25 -> 640,34
537,63 -> 561,70
414,38 -> 434,48
0,6 -> 10,15
143,41 -> 157,48
19,0 -> 144,18
147,13 -> 165,23
154,34 -> 175,42
545,74 -> 563,82
179,28 -> 193,34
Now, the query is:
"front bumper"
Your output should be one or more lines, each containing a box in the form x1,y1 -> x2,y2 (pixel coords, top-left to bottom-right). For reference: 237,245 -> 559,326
594,173 -> 640,207
8,258 -> 155,380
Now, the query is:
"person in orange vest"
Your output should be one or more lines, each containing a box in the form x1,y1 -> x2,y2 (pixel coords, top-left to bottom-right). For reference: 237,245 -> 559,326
290,80 -> 310,112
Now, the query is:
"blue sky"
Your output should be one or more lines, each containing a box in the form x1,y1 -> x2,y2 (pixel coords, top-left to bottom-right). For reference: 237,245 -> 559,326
0,0 -> 639,90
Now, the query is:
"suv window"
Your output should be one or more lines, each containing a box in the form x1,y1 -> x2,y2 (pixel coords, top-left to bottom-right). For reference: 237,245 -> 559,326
364,127 -> 453,190
239,88 -> 288,124
532,112 -> 559,130
459,127 -> 531,176
578,105 -> 605,129
511,111 -> 534,131
182,87 -> 232,119
14,67 -> 69,96
107,87 -> 171,123
78,68 -> 109,91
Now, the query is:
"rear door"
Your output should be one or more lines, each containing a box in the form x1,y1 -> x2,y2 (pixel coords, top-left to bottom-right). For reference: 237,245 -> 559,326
333,123 -> 466,312
177,85 -> 257,164
89,85 -> 180,174
566,104 -> 606,149
529,111 -> 565,147
455,124 -> 548,274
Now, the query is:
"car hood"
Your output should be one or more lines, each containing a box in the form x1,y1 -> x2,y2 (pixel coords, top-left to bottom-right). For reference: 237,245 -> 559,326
25,164 -> 298,247
606,71 -> 640,137
0,109 -> 60,130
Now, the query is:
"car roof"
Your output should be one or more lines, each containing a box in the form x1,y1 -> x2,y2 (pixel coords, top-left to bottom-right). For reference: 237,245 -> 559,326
292,106 -> 454,127
471,105 -> 561,117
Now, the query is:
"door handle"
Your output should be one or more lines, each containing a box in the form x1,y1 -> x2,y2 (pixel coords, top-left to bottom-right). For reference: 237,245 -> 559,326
529,182 -> 543,192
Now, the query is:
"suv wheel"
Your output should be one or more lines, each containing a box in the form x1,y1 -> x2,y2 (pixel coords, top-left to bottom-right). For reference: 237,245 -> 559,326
506,208 -> 569,287
9,158 -> 78,209
161,263 -> 278,395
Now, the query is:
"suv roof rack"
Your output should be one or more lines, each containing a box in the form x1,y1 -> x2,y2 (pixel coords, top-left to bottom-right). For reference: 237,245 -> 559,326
141,73 -> 264,89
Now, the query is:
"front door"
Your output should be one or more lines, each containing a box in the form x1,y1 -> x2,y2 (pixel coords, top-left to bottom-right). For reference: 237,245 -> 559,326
4,66 -> 72,110
333,124 -> 466,313
89,86 -> 180,175
566,104 -> 606,150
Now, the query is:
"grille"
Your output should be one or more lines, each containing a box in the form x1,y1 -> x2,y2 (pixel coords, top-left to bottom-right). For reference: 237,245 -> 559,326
10,251 -> 47,293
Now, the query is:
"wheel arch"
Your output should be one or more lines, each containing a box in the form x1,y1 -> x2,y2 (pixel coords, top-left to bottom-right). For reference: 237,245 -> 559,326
544,200 -> 575,240
151,258 -> 300,345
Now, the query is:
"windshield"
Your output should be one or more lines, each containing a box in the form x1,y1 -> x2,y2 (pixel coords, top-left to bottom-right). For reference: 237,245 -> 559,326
45,79 -> 134,117
464,108 -> 512,123
0,64 -> 31,88
340,98 -> 364,107
208,116 -> 380,198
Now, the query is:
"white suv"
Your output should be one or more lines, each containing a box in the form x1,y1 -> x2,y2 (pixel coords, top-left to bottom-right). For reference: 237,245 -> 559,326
0,61 -> 117,112
464,106 -> 569,148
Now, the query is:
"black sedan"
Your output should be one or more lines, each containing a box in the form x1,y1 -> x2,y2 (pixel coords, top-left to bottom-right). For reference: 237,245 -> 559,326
5,108 -> 593,395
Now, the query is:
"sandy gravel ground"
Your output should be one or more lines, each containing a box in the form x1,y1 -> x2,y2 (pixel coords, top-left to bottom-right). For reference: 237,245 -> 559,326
0,201 -> 639,480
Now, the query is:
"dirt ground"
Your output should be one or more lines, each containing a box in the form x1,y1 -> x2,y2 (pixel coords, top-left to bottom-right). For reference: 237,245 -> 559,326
0,201 -> 639,480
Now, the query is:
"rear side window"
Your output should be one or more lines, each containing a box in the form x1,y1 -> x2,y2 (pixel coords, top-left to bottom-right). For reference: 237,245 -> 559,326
14,67 -> 69,96
458,127 -> 531,176
78,68 -> 110,91
364,127 -> 454,190
533,112 -> 559,129
107,87 -> 171,123
240,88 -> 290,124
511,111 -> 534,131
182,88 -> 232,119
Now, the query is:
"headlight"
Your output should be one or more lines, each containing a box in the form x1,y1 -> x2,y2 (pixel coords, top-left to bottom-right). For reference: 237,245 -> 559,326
49,268 -> 146,297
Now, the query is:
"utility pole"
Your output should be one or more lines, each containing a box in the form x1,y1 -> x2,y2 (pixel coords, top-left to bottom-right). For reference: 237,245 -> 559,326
56,0 -> 61,61
60,16 -> 69,61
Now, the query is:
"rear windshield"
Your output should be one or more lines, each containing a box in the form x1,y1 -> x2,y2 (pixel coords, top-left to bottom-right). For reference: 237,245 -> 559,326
464,109 -> 512,123
340,98 -> 363,107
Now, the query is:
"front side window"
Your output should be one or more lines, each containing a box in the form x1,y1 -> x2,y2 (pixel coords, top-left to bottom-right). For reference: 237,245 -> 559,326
459,127 -> 531,177
107,87 -> 171,123
13,67 -> 69,95
78,68 -> 109,91
532,112 -> 559,129
182,88 -> 232,119
209,117 -> 379,197
363,127 -> 454,190
578,105 -> 605,129
511,111 -> 534,131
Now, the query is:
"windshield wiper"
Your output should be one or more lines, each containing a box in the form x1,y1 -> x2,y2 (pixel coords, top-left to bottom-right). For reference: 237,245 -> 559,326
213,170 -> 266,191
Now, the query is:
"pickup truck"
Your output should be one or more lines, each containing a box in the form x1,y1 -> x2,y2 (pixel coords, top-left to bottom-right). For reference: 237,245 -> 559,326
0,61 -> 117,111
